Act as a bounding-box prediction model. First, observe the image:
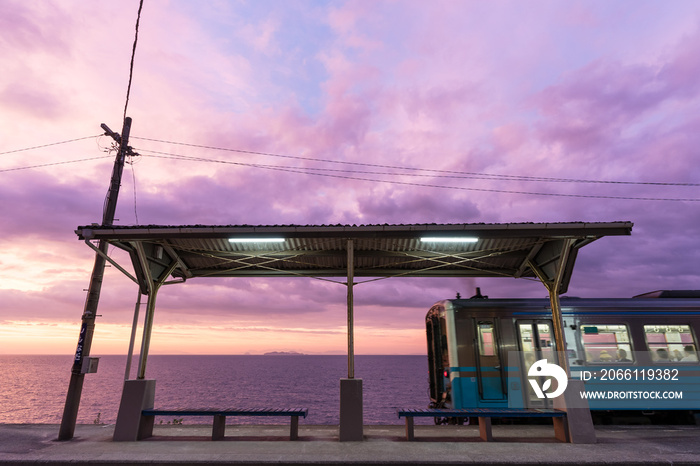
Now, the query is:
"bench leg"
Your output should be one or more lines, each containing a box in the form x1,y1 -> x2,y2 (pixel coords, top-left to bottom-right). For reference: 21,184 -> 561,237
552,415 -> 569,442
290,416 -> 299,440
212,415 -> 226,440
404,417 -> 415,441
478,417 -> 493,442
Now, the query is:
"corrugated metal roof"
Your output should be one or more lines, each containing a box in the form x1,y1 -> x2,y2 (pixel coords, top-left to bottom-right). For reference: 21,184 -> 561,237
78,222 -> 633,239
76,222 -> 632,292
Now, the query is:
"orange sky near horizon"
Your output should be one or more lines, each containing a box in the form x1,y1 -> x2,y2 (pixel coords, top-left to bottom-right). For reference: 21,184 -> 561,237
0,320 -> 427,356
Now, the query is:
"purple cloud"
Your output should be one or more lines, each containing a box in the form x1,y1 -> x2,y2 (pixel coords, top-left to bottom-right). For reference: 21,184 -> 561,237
2,1 -> 700,355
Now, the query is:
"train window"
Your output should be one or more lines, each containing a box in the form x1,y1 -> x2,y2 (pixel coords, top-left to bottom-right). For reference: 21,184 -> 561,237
581,324 -> 633,363
644,325 -> 698,363
476,321 -> 506,400
518,322 -> 556,363
478,323 -> 496,356
536,323 -> 555,362
440,319 -> 450,369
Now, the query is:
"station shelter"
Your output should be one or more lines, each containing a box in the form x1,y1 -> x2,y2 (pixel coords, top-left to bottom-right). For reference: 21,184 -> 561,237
69,221 -> 633,442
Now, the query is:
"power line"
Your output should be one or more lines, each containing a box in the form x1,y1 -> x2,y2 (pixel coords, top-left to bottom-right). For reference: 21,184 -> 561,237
123,0 -> 144,123
0,135 -> 102,156
130,135 -> 700,188
135,149 -> 700,202
3,136 -> 696,201
128,157 -> 139,225
0,155 -> 113,173
111,0 -> 144,224
1,134 -> 695,200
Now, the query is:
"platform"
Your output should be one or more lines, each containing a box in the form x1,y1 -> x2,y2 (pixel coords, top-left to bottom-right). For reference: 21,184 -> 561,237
2,423 -> 699,465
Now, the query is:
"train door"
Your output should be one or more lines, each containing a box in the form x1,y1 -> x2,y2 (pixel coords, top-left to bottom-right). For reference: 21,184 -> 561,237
517,321 -> 557,407
475,319 -> 506,401
426,314 -> 450,406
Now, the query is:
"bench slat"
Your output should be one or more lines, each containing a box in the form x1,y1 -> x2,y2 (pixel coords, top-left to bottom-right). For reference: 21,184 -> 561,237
141,407 -> 308,441
397,407 -> 567,442
397,408 -> 565,418
143,408 -> 308,418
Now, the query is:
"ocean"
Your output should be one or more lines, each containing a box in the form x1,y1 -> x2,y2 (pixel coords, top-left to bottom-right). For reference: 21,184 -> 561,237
0,355 -> 433,426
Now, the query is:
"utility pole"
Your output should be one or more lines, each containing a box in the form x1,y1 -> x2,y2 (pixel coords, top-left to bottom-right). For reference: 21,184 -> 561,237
58,117 -> 134,440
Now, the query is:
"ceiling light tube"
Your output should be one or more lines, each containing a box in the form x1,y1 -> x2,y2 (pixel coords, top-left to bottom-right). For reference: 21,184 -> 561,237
229,238 -> 286,243
420,237 -> 479,243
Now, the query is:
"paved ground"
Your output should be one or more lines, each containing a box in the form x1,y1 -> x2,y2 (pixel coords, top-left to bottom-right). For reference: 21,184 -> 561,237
1,423 -> 700,465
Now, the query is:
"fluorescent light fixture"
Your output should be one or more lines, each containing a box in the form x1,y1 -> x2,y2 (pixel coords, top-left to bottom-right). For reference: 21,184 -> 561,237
229,238 -> 286,243
420,237 -> 479,243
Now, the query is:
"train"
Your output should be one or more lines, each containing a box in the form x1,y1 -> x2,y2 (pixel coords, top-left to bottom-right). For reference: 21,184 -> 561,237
425,289 -> 700,424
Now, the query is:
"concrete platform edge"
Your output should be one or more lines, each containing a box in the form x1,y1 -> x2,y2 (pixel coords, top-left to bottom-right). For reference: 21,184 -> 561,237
1,424 -> 699,466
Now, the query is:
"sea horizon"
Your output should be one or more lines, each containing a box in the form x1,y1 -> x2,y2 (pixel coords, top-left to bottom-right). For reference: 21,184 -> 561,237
0,352 -> 426,356
0,354 -> 432,426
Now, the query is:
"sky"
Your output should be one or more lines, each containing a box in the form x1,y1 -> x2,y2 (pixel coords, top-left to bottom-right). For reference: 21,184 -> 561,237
1,0 -> 699,357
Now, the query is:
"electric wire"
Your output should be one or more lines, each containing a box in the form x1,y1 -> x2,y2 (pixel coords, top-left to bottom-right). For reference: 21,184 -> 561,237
130,160 -> 139,225
0,135 -> 102,156
2,134 -> 697,201
134,148 -> 700,202
130,136 -> 700,188
123,0 -> 144,123
112,0 -> 144,225
0,155 -> 113,173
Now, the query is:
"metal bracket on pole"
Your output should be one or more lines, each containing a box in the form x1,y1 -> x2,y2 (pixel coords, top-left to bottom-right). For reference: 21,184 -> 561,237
83,240 -> 139,284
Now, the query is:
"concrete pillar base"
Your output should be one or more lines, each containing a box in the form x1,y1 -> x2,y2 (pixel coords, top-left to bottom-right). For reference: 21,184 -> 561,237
113,379 -> 156,441
554,379 -> 596,444
339,378 -> 363,441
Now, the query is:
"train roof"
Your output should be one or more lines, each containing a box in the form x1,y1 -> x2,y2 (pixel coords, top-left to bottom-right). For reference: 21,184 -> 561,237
633,290 -> 700,298
431,292 -> 700,313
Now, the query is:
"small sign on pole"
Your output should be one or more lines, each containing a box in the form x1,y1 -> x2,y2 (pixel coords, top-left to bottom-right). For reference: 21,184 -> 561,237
81,357 -> 100,374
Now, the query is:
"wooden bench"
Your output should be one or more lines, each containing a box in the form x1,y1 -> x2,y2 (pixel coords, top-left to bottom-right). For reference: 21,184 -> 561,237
397,408 -> 567,441
142,408 -> 308,440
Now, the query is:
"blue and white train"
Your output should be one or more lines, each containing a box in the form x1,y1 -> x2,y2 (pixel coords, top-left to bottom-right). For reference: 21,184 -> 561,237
426,289 -> 700,423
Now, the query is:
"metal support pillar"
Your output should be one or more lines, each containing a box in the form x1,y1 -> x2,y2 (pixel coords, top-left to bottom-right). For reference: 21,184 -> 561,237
112,286 -> 158,440
548,242 -> 572,376
114,244 -> 178,441
347,239 -> 355,379
124,291 -> 142,381
529,239 -> 595,444
528,239 -> 573,375
340,239 -> 363,441
131,241 -> 171,380
138,286 -> 158,380
548,288 -> 569,375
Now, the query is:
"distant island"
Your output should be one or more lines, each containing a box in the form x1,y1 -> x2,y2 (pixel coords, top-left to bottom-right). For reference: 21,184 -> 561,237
263,351 -> 305,356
